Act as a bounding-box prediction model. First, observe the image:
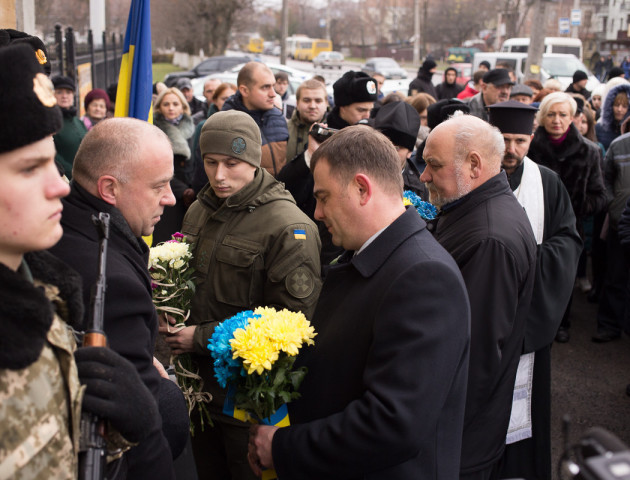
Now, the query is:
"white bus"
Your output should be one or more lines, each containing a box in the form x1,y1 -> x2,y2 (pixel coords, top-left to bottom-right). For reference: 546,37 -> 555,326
501,37 -> 583,61
286,35 -> 310,59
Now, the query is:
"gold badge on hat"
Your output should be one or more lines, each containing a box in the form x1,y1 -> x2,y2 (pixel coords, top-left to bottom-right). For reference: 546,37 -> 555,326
35,49 -> 47,65
33,73 -> 57,108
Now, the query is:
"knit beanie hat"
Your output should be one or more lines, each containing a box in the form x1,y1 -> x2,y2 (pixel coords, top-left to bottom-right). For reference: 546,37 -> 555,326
374,101 -> 420,151
199,110 -> 262,167
0,43 -> 62,154
0,29 -> 51,75
573,70 -> 588,83
84,88 -> 111,111
333,71 -> 378,107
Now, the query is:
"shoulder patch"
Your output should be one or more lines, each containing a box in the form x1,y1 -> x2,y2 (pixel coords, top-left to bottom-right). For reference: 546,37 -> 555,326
286,266 -> 316,299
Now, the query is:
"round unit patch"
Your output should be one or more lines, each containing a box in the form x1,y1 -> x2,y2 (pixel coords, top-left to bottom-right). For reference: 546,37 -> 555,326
286,267 -> 316,299
232,137 -> 246,155
366,80 -> 377,95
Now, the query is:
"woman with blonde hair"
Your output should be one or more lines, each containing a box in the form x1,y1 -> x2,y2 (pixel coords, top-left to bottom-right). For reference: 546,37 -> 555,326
527,91 -> 607,342
152,87 -> 195,243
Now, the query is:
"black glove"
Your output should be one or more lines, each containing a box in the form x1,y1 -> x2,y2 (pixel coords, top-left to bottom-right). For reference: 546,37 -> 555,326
75,347 -> 159,443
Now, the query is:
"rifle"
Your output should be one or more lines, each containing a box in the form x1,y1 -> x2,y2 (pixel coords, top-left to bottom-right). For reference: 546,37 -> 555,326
78,212 -> 110,480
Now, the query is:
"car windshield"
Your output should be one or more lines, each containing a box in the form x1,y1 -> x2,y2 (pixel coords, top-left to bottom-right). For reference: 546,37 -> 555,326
541,56 -> 590,77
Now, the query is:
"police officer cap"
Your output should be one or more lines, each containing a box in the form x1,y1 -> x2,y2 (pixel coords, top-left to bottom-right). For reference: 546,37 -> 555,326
487,100 -> 538,135
0,29 -> 51,75
333,71 -> 378,107
0,44 -> 62,154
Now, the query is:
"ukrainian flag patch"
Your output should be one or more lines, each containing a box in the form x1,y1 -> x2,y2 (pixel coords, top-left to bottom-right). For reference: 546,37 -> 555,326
293,229 -> 306,240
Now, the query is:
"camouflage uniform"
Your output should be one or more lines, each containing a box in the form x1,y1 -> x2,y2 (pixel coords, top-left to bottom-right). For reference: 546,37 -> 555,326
0,253 -> 84,480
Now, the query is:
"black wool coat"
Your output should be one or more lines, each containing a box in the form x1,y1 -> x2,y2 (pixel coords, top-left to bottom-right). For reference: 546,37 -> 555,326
528,123 -> 607,222
430,172 -> 537,475
273,207 -> 471,479
48,181 -> 177,480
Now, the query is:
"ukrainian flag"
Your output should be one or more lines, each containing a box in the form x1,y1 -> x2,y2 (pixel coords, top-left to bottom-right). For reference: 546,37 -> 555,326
115,0 -> 153,123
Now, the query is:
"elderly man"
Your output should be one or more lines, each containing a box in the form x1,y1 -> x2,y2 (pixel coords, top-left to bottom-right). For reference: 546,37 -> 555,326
488,101 -> 582,480
326,70 -> 378,129
464,68 -> 514,121
285,78 -> 328,162
163,110 -> 322,480
177,77 -> 206,117
420,114 -> 537,479
223,62 -> 289,177
49,118 -> 183,479
249,125 -> 471,479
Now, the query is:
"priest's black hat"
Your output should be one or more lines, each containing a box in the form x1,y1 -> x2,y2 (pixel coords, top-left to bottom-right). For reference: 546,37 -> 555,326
426,98 -> 470,130
333,71 -> 378,107
374,101 -> 420,151
0,44 -> 62,153
487,100 -> 538,135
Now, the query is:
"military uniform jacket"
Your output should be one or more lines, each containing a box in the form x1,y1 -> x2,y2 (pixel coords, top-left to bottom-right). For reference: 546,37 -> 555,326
272,207 -> 471,479
431,172 -> 537,474
182,168 -> 322,412
0,251 -> 85,480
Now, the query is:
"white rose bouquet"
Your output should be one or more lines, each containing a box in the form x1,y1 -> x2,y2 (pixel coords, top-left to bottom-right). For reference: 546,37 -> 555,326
149,232 -> 211,433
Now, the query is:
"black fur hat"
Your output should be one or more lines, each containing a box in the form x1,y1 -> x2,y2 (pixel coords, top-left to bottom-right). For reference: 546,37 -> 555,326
374,101 -> 420,151
0,44 -> 62,154
0,29 -> 51,75
333,71 -> 378,107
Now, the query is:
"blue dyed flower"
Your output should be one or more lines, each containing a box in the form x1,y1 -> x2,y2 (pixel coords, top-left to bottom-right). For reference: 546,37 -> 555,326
208,311 -> 258,388
403,190 -> 438,220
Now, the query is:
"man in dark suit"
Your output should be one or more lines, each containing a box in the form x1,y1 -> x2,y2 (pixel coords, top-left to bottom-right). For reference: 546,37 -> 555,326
248,125 -> 471,479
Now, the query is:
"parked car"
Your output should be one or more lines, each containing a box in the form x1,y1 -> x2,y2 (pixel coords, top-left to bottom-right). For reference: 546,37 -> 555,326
313,51 -> 344,69
164,55 -> 251,86
228,62 -> 310,82
361,57 -> 408,79
192,62 -> 304,102
472,52 -> 600,91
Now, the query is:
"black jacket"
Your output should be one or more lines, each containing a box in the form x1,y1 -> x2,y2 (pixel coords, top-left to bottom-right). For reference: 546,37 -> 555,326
436,81 -> 464,100
528,123 -> 607,222
273,207 -> 471,479
431,172 -> 537,474
49,182 -> 177,480
408,71 -> 438,98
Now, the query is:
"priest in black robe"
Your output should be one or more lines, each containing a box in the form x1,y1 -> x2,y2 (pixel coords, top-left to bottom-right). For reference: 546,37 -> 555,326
489,101 -> 582,480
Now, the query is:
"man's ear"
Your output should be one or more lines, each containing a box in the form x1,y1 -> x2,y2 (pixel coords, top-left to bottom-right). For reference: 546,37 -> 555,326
239,84 -> 249,98
96,175 -> 119,206
354,173 -> 373,206
468,151 -> 482,179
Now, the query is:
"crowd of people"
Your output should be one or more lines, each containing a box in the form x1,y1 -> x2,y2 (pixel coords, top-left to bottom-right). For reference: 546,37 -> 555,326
2,26 -> 630,480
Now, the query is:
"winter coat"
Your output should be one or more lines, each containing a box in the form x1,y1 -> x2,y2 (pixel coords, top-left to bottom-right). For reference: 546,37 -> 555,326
0,251 -> 84,480
286,109 -> 325,162
273,207 -> 471,480
408,71 -> 438,99
153,112 -> 196,244
436,81 -> 464,100
430,172 -> 537,475
53,108 -> 87,180
222,91 -> 289,177
465,92 -> 489,122
595,83 -> 630,150
528,123 -> 607,221
603,132 -> 630,228
49,182 -> 177,480
181,168 -> 322,413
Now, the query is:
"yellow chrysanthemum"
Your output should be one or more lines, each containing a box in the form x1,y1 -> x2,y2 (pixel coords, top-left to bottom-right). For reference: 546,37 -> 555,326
253,307 -> 316,356
230,324 -> 279,375
403,197 -> 412,207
